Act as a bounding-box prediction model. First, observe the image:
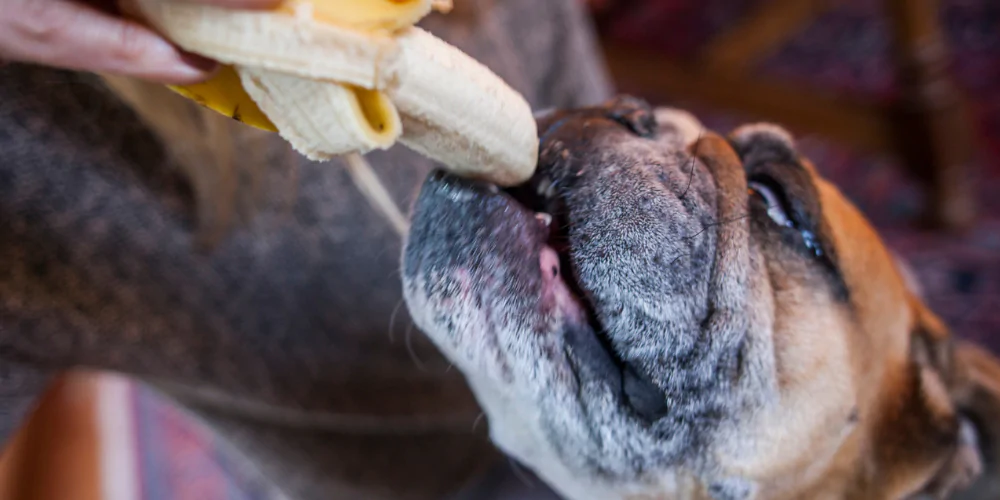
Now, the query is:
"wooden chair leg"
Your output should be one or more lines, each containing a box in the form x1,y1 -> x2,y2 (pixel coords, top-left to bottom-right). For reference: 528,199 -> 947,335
885,0 -> 976,230
701,0 -> 830,74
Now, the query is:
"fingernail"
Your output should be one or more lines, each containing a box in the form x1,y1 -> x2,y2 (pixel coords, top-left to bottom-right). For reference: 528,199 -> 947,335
163,50 -> 220,83
179,50 -> 218,73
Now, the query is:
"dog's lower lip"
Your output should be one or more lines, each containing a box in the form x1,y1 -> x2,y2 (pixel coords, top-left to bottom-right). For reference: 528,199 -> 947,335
500,180 -> 618,368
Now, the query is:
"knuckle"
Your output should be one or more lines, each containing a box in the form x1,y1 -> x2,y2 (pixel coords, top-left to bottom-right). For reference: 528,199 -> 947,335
112,22 -> 150,63
13,1 -> 72,43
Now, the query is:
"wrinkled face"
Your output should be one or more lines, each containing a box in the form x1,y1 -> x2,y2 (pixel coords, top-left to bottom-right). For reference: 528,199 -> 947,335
401,97 -> 984,499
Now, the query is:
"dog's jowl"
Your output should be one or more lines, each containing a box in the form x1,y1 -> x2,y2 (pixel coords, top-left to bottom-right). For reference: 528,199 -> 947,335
402,96 -> 1000,500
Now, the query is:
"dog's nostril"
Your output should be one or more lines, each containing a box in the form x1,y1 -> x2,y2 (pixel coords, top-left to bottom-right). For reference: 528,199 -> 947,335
430,170 -> 448,182
611,108 -> 657,138
603,95 -> 658,138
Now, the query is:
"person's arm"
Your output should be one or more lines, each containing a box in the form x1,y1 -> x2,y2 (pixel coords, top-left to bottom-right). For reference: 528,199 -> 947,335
0,0 -> 280,85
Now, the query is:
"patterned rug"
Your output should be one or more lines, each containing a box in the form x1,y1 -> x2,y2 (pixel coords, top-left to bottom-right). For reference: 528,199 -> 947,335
131,1 -> 1000,497
130,384 -> 274,500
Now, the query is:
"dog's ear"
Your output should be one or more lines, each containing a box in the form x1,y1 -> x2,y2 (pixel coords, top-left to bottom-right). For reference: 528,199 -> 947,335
860,303 -> 977,500
945,341 -> 1000,499
902,308 -> 984,499
896,259 -> 996,499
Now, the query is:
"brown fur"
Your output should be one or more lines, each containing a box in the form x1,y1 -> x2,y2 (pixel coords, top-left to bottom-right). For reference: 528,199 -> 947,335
725,135 -> 996,499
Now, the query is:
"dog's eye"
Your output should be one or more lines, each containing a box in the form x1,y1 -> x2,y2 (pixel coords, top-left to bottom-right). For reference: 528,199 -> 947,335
748,176 -> 827,259
748,178 -> 792,228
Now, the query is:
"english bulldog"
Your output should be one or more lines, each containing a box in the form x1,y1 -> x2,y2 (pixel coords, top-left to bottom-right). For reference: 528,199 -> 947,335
401,96 -> 1000,499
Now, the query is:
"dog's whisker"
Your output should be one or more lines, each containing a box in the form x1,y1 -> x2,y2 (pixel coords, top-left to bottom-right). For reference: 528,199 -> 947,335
682,212 -> 752,242
404,322 -> 429,372
668,252 -> 686,267
472,412 -> 486,432
507,456 -> 536,488
665,212 -> 752,268
677,131 -> 704,201
388,299 -> 406,344
386,266 -> 404,281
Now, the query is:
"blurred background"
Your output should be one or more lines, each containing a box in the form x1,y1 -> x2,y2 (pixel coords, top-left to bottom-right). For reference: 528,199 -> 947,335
2,0 -> 998,498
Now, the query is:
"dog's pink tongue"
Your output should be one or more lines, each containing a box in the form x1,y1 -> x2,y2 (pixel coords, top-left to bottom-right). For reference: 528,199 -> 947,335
540,245 -> 561,279
539,246 -> 589,325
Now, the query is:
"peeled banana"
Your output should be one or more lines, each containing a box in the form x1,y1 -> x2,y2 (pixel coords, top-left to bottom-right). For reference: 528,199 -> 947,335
239,68 -> 401,160
121,0 -> 538,186
389,27 -> 538,186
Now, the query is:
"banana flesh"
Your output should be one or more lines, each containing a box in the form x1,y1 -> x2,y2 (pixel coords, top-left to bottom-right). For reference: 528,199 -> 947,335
239,68 -> 401,160
390,27 -> 537,186
124,0 -> 537,186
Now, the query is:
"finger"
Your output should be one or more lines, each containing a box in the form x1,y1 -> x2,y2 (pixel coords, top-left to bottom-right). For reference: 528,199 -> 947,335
190,0 -> 283,8
0,0 -> 218,84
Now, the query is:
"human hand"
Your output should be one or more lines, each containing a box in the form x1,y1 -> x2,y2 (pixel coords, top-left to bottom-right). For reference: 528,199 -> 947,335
0,0 -> 281,84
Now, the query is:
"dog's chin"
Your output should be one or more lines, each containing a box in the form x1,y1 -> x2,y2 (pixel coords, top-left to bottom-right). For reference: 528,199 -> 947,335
402,171 -> 645,497
403,169 -> 623,395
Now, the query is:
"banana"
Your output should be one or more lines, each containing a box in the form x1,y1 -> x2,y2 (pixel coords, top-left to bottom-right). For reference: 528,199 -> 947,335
239,68 -> 401,160
127,0 -> 401,87
390,27 -> 537,186
124,0 -> 538,185
277,0 -> 434,33
125,0 -> 408,156
166,65 -> 277,132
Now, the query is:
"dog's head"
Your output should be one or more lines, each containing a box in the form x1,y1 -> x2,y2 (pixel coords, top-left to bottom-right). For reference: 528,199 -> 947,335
401,96 -> 1000,499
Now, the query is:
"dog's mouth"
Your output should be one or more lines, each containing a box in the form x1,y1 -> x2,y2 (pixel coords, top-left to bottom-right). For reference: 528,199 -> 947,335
497,169 -> 669,420
505,172 -> 607,341
497,113 -> 620,347
405,101 -> 703,422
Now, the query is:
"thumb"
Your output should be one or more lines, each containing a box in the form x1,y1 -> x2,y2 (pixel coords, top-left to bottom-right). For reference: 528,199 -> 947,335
0,0 -> 218,84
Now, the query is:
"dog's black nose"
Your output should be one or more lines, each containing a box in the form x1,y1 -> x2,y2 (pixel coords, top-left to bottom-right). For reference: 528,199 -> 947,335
535,94 -> 658,143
